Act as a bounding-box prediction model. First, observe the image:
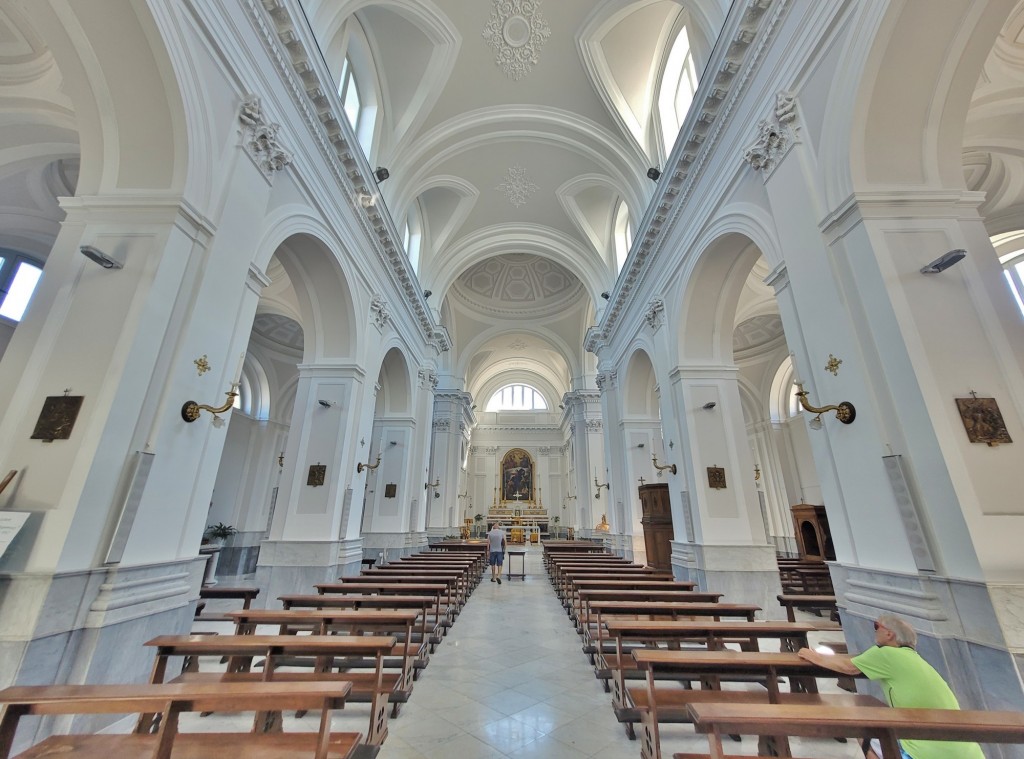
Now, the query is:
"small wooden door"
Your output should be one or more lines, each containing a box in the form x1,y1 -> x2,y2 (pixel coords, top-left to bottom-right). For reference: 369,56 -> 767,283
638,483 -> 674,570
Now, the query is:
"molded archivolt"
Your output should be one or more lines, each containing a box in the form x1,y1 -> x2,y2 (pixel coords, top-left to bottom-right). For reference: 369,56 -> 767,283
425,224 -> 607,308
459,327 -> 577,398
13,0 -> 188,196
374,346 -> 413,416
623,347 -> 659,417
826,0 -> 1016,205
269,233 -> 357,363
675,231 -> 763,365
577,0 -> 724,165
301,0 -> 459,163
399,175 -> 478,271
557,174 -> 630,267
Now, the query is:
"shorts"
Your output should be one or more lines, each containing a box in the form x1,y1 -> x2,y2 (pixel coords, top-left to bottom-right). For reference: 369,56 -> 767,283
489,551 -> 504,566
868,738 -> 912,759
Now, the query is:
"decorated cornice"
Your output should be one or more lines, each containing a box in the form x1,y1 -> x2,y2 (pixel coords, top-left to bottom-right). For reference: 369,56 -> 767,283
742,91 -> 798,174
585,0 -> 784,352
474,425 -> 560,432
245,0 -> 446,352
562,390 -> 601,408
434,390 -> 473,404
433,418 -> 451,431
482,0 -> 551,81
418,368 -> 439,390
239,95 -> 293,175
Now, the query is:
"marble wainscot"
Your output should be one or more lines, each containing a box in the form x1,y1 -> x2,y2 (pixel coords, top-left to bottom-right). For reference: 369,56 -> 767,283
254,538 -> 363,603
672,542 -> 784,619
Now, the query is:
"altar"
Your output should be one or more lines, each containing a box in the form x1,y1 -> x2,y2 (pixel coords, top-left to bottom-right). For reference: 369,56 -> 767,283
500,524 -> 540,545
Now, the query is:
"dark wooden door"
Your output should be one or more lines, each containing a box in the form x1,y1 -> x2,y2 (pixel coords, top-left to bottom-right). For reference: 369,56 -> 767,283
638,483 -> 674,570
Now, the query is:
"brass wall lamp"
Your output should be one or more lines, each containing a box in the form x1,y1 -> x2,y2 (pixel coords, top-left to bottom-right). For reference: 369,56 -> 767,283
795,383 -> 856,429
182,382 -> 238,427
357,454 -> 381,473
652,454 -> 676,475
594,475 -> 609,500
425,479 -> 441,498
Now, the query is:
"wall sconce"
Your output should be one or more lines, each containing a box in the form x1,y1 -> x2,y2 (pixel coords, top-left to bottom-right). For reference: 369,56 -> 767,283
652,454 -> 676,475
594,475 -> 609,500
425,479 -> 440,498
357,454 -> 381,473
374,167 -> 390,182
795,383 -> 856,427
79,245 -> 123,270
182,383 -> 238,426
754,464 -> 761,481
278,451 -> 284,468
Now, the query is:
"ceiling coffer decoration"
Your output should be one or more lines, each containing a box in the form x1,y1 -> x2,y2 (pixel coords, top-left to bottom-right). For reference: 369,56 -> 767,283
482,0 -> 552,81
496,165 -> 539,208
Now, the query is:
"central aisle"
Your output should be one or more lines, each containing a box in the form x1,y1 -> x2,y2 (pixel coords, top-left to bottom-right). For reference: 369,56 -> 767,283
380,546 -> 637,758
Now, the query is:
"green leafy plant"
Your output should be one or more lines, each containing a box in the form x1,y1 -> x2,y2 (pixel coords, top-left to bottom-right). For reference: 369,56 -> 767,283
473,513 -> 484,523
204,522 -> 237,541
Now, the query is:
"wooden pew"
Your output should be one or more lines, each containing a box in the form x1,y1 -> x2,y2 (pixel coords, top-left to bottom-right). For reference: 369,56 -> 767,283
313,582 -> 453,633
575,588 -> 719,633
226,609 -> 424,686
279,594 -> 445,655
194,586 -> 260,622
776,594 -> 837,623
359,568 -> 470,608
601,620 -> 833,739
684,702 -> 1024,759
631,649 -> 875,759
0,681 -> 360,759
144,634 -> 397,746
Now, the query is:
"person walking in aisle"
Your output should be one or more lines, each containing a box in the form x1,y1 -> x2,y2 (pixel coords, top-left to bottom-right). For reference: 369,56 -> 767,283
487,523 -> 506,584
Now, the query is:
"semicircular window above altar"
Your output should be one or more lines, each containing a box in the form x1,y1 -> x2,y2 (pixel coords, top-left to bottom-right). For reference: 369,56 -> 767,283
486,384 -> 548,412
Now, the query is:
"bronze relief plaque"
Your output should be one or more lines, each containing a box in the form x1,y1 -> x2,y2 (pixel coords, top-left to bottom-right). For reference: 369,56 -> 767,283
707,466 -> 727,489
31,396 -> 84,441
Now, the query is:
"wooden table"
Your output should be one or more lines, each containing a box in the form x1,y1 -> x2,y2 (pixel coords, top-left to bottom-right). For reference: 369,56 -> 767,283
687,702 -> 1024,758
632,649 -> 866,759
144,634 -> 398,745
0,681 -> 359,759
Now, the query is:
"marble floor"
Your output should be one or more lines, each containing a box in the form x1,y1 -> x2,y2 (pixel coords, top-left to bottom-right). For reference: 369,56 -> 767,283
188,548 -> 865,758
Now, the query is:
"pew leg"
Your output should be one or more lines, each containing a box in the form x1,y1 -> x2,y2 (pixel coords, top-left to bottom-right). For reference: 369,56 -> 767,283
624,721 -> 635,740
391,702 -> 401,719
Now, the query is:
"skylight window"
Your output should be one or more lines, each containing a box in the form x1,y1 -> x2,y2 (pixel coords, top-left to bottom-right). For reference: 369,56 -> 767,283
658,26 -> 698,157
0,255 -> 43,322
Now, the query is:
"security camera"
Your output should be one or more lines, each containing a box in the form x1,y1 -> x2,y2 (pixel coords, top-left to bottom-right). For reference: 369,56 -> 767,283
317,400 -> 332,408
600,292 -> 610,300
702,401 -> 717,410
920,249 -> 966,274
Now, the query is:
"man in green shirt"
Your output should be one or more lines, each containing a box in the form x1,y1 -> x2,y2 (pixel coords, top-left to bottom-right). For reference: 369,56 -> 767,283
798,614 -> 985,759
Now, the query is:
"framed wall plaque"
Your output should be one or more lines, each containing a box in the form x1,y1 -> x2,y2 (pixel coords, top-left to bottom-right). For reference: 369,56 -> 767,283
307,464 -> 326,487
707,466 -> 727,489
384,483 -> 397,498
956,397 -> 1012,447
31,396 -> 84,441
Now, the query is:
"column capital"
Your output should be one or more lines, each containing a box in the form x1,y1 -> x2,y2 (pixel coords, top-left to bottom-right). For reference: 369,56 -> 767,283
742,91 -> 799,179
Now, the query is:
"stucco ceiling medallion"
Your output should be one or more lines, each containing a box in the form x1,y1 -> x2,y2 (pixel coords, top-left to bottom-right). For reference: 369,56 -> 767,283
497,165 -> 539,208
482,0 -> 551,81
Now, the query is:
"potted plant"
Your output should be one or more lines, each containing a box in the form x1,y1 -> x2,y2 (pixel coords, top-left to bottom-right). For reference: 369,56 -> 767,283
204,522 -> 236,546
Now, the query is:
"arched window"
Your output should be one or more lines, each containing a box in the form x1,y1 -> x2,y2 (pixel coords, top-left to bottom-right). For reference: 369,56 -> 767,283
486,384 -> 548,412
994,230 -> 1024,316
657,25 -> 699,157
0,251 -> 43,322
613,200 -> 632,273
338,56 -> 362,132
402,202 -> 423,273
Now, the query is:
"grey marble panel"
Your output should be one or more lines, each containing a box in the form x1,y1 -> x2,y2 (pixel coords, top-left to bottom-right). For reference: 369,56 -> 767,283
253,563 -> 340,605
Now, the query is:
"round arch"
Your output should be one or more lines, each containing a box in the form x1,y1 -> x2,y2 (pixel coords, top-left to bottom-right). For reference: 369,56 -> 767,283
622,347 -> 659,418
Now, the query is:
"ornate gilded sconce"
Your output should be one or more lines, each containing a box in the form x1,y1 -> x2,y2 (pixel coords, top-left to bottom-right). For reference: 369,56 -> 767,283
754,464 -> 761,481
181,383 -> 238,427
356,454 -> 381,473
795,383 -> 856,429
594,475 -> 609,500
652,454 -> 677,476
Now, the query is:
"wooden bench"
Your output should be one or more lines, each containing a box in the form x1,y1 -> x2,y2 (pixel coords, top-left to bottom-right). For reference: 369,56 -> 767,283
194,586 -> 260,622
226,609 -> 425,681
685,702 -> 1024,758
632,649 -> 871,759
145,634 -> 398,745
278,594 -> 445,654
0,681 -> 360,759
776,593 -> 837,623
603,620 -> 826,733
